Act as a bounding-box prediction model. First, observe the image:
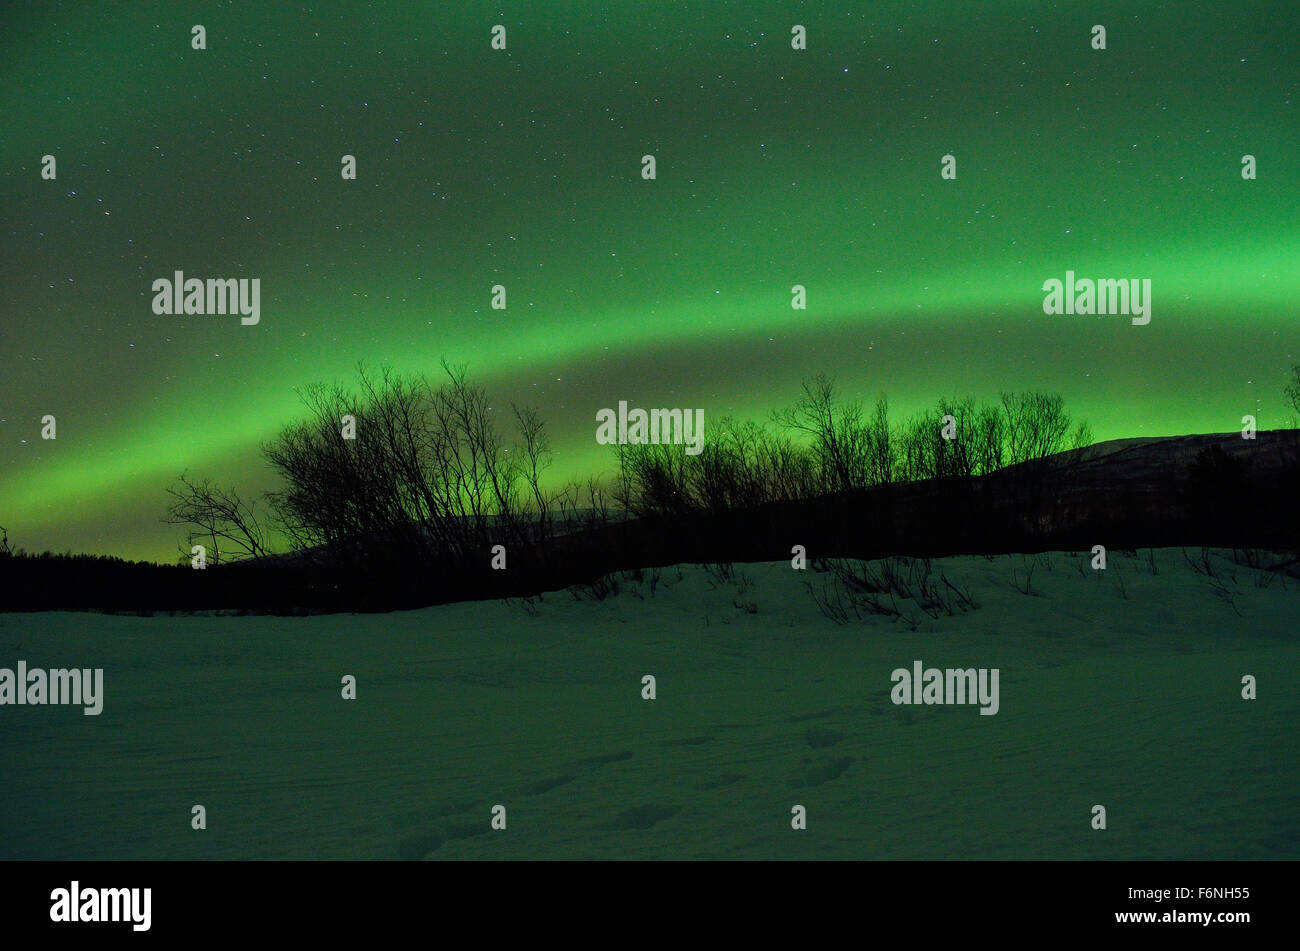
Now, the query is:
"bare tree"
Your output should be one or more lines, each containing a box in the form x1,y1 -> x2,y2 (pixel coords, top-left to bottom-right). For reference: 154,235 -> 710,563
261,361 -> 555,568
164,472 -> 269,564
614,441 -> 693,518
773,374 -> 869,493
1284,365 -> 1300,421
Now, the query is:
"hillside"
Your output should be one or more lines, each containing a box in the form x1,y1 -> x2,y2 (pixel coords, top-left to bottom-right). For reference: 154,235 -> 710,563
1,549 -> 1296,859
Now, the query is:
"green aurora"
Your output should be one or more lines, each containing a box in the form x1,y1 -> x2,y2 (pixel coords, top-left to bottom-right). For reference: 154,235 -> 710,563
2,0 -> 1297,561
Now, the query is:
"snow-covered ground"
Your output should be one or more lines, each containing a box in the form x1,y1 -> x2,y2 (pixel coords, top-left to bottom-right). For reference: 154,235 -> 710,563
1,548 -> 1296,860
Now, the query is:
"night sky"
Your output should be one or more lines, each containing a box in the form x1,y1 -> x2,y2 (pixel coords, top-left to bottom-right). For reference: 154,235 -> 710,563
3,0 -> 1297,562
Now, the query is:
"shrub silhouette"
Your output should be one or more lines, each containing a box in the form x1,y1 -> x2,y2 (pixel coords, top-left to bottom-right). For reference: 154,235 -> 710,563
616,378 -> 1091,517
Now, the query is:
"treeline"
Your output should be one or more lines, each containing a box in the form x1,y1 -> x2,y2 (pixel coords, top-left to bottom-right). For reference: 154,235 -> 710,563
0,548 -> 268,614
614,376 -> 1091,518
150,366 -> 1098,607
160,364 -> 1091,573
8,361 -> 1300,613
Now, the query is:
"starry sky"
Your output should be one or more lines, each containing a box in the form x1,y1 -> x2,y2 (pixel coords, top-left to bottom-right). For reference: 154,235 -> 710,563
2,0 -> 1297,562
